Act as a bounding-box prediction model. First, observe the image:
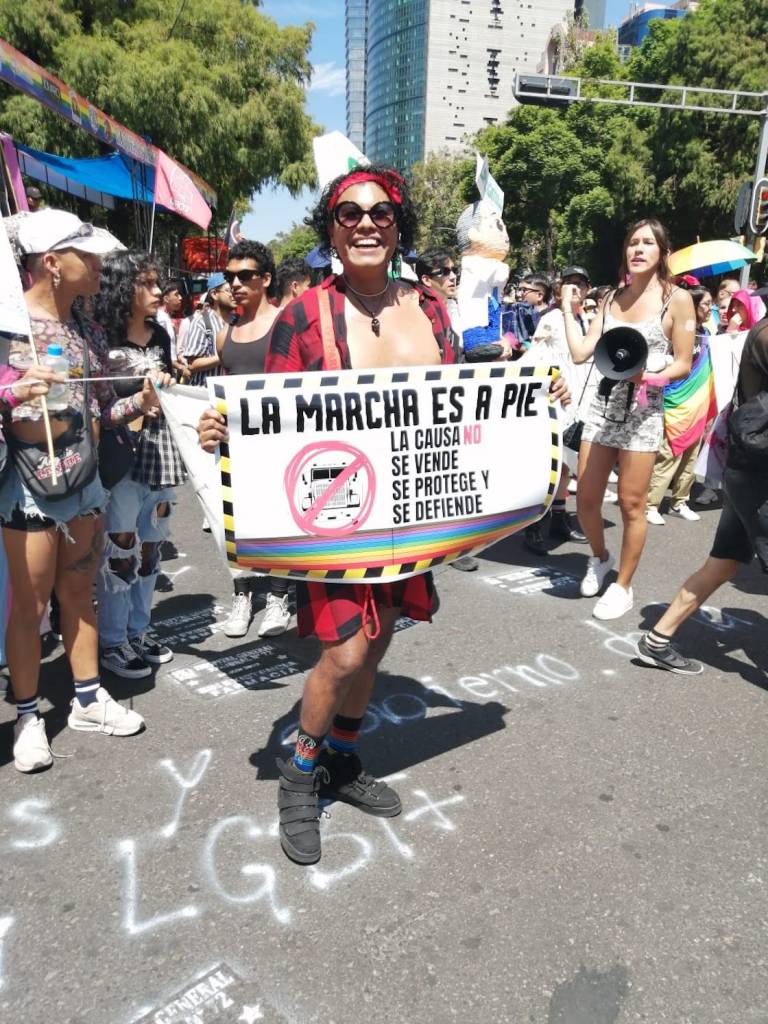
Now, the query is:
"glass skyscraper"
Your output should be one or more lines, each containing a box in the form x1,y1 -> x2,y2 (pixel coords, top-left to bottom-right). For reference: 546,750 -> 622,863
345,0 -> 368,151
365,0 -> 429,172
346,1 -> 578,172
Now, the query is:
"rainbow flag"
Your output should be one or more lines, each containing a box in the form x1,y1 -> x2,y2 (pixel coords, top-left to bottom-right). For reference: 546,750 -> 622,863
663,335 -> 717,457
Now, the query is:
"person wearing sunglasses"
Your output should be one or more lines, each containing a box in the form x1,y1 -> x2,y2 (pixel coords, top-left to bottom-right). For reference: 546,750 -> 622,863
209,240 -> 292,641
199,164 -> 462,866
415,248 -> 460,336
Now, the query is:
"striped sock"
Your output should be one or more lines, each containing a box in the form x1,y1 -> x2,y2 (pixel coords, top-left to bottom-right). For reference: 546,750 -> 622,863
74,677 -> 101,708
293,728 -> 324,773
645,628 -> 671,651
553,498 -> 567,513
16,696 -> 38,719
326,714 -> 363,757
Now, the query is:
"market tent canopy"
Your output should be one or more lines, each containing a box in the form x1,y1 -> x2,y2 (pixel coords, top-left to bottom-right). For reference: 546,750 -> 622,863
15,143 -> 152,210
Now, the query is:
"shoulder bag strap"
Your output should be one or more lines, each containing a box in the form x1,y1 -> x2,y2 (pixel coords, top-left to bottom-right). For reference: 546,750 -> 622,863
318,288 -> 341,371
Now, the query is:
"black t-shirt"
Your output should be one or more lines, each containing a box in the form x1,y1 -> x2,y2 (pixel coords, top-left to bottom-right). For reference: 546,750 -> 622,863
738,318 -> 768,402
108,321 -> 172,398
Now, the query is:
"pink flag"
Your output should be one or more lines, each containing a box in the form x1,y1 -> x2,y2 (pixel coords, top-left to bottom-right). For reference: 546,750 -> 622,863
154,150 -> 212,230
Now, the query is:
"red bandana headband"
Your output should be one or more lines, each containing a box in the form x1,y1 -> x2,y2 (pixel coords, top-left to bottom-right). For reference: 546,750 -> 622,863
327,170 -> 405,211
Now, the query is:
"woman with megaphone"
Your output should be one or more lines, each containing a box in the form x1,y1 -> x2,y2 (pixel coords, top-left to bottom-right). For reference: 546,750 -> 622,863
561,218 -> 695,619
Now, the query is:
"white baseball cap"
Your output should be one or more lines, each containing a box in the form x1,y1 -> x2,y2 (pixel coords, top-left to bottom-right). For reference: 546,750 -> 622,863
17,209 -> 124,256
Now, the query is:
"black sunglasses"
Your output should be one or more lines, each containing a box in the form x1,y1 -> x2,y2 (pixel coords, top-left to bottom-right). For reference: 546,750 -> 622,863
333,201 -> 398,230
429,266 -> 457,278
223,269 -> 262,285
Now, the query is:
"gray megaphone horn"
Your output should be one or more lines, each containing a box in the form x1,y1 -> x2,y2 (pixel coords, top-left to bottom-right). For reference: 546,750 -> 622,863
594,326 -> 648,381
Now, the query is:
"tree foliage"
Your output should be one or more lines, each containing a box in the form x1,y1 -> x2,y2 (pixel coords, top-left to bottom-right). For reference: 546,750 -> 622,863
409,148 -> 475,253
0,0 -> 319,225
269,221 -> 318,263
472,0 -> 768,283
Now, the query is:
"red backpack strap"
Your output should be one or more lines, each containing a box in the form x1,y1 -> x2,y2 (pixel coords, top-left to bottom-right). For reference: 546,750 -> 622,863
318,288 -> 341,371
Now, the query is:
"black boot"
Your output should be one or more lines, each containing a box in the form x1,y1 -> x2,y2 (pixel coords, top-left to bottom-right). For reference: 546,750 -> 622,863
277,757 -> 326,864
317,751 -> 402,817
549,509 -> 587,543
523,519 -> 549,556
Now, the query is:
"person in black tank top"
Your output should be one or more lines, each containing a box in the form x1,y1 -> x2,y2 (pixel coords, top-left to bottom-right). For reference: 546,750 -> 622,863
213,240 -> 291,640
638,318 -> 768,675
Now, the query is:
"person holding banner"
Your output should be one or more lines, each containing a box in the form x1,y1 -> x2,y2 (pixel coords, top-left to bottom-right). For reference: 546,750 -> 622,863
199,166 -> 569,865
4,210 -> 164,773
561,218 -> 695,620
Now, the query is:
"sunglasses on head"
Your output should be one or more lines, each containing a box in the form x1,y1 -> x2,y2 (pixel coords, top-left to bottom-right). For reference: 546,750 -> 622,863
332,201 -> 398,230
429,266 -> 457,278
223,269 -> 262,285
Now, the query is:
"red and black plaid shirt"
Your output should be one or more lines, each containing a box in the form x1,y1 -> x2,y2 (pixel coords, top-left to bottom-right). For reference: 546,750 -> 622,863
266,274 -> 456,372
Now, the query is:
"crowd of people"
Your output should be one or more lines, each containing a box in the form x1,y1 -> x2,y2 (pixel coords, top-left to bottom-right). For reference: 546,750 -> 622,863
3,168 -> 767,867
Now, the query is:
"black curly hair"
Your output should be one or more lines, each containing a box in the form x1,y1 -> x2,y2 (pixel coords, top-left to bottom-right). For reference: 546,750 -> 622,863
227,239 -> 277,299
93,250 -> 160,348
306,164 -> 417,258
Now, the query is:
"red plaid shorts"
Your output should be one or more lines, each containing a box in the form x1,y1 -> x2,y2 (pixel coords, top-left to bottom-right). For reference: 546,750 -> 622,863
295,573 -> 435,643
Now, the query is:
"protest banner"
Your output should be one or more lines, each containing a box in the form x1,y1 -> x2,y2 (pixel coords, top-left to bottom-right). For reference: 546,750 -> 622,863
159,364 -> 563,582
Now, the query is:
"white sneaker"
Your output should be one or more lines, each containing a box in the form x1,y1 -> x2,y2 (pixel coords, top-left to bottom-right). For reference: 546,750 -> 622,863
67,686 -> 144,736
609,471 -> 619,483
258,593 -> 291,638
13,714 -> 53,773
593,582 -> 634,620
568,478 -> 578,494
201,517 -> 211,533
580,553 -> 615,597
603,489 -> 619,504
669,502 -> 700,522
646,507 -> 665,526
224,592 -> 252,637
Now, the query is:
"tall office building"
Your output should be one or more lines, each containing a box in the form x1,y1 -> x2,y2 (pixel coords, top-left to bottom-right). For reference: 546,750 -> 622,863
345,0 -> 368,151
583,0 -> 607,27
346,0 -> 579,172
618,1 -> 696,46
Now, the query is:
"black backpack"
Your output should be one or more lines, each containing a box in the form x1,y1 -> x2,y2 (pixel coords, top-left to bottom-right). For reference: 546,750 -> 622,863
727,388 -> 768,466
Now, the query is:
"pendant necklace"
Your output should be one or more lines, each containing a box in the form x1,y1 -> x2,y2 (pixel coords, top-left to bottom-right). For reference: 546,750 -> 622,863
344,277 -> 390,337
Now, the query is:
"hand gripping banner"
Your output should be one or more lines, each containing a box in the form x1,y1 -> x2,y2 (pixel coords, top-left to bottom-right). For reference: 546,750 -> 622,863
176,363 -> 563,583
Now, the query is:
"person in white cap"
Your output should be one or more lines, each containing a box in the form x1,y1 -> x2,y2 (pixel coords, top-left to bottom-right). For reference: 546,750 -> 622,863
3,209 -> 171,774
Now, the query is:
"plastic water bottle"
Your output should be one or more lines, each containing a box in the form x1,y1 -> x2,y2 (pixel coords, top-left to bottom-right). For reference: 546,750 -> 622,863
43,344 -> 69,411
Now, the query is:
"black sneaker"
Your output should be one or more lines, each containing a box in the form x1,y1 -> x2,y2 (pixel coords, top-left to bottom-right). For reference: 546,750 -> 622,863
130,633 -> 173,665
451,555 -> 479,572
636,636 -> 704,675
277,757 -> 326,865
317,751 -> 402,817
100,641 -> 152,680
549,510 -> 588,544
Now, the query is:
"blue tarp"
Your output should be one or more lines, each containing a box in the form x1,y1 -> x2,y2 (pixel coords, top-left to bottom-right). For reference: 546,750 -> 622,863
16,143 -> 154,209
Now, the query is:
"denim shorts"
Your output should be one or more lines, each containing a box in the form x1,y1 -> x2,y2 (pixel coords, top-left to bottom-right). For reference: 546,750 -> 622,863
0,463 -> 106,535
103,476 -> 176,542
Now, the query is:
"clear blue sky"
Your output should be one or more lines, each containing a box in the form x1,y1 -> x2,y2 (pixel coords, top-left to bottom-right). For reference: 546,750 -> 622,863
604,0 -> 631,27
243,0 -> 633,244
241,0 -> 346,245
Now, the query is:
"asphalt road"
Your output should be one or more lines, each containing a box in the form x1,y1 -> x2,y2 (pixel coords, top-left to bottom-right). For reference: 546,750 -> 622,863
0,486 -> 766,1024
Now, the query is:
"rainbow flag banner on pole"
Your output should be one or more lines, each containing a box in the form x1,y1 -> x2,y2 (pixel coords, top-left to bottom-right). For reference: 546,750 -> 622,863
663,335 -> 717,457
160,365 -> 562,583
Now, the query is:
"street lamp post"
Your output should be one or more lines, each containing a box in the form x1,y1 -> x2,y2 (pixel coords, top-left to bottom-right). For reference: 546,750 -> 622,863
513,73 -> 768,286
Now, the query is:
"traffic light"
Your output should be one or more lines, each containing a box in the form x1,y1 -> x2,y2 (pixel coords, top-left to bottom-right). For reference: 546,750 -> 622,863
749,177 -> 768,235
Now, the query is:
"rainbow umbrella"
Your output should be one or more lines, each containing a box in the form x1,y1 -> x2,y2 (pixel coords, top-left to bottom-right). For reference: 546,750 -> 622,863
669,239 -> 756,278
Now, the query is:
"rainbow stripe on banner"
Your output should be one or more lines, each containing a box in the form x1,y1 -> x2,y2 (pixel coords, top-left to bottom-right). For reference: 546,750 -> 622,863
232,506 -> 544,578
663,335 -> 717,457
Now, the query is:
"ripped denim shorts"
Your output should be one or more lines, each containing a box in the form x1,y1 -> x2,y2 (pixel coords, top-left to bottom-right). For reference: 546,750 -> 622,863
0,463 -> 106,538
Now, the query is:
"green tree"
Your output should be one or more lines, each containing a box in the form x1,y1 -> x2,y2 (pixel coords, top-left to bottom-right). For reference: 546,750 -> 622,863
0,0 -> 319,235
409,149 -> 475,253
472,1 -> 768,282
269,221 -> 318,263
